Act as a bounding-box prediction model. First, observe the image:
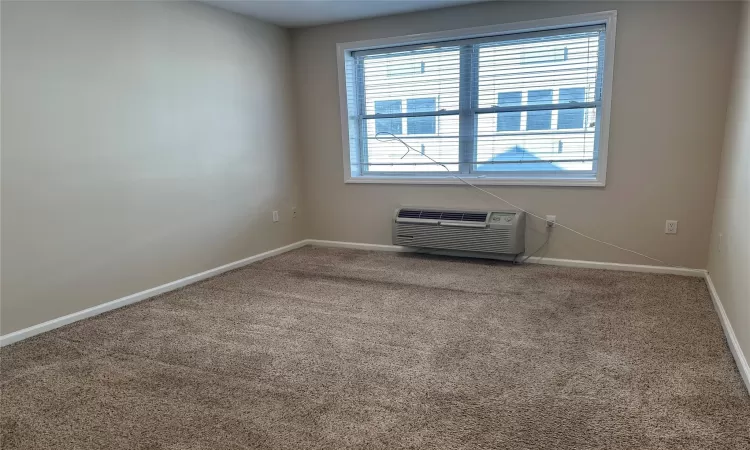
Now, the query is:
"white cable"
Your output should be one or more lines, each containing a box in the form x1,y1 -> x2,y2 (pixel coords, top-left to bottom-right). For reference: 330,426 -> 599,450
375,132 -> 684,268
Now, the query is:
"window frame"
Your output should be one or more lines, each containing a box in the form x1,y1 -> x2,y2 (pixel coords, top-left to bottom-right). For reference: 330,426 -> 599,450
337,11 -> 617,186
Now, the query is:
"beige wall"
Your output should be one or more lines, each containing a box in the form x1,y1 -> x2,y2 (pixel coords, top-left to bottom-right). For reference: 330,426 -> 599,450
291,1 -> 740,268
0,1 -> 303,334
708,2 -> 750,379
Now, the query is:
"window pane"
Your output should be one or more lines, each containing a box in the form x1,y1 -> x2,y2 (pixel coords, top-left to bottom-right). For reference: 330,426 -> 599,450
387,61 -> 425,77
362,46 -> 461,170
526,89 -> 553,130
496,92 -> 522,131
558,87 -> 586,129
362,116 -> 460,173
520,46 -> 568,65
364,47 -> 460,113
406,98 -> 436,135
476,112 -> 596,172
473,29 -> 603,178
476,32 -> 602,108
374,100 -> 402,135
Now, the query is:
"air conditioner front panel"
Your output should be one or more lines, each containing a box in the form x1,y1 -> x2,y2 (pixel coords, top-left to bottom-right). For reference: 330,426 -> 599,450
395,223 -> 514,254
392,207 -> 526,256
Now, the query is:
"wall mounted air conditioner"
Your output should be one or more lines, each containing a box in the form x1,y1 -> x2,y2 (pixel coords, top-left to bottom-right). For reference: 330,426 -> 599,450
393,207 -> 526,259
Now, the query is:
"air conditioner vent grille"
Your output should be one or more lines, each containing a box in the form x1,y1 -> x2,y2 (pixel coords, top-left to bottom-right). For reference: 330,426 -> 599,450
397,209 -> 423,219
420,211 -> 442,220
397,209 -> 488,223
461,213 -> 490,222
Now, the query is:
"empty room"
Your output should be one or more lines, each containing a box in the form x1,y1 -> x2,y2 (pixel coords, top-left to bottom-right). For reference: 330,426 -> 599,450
1,0 -> 749,448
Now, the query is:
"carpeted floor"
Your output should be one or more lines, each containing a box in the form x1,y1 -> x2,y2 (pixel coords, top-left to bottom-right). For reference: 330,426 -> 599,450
1,247 -> 749,449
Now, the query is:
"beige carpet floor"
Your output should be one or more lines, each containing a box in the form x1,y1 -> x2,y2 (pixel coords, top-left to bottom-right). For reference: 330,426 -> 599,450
1,247 -> 749,449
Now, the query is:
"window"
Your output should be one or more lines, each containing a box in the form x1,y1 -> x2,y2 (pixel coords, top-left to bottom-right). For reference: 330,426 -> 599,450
521,46 -> 568,65
407,98 -> 437,134
374,100 -> 402,135
526,89 -> 553,130
339,11 -> 616,185
496,88 -> 588,133
496,92 -> 522,131
558,87 -> 587,129
387,61 -> 426,77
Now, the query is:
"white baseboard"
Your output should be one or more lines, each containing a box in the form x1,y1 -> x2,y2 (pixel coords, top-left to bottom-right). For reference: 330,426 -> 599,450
0,240 -> 308,347
306,240 -> 705,277
523,256 -> 705,277
705,273 -> 750,394
305,239 -> 415,253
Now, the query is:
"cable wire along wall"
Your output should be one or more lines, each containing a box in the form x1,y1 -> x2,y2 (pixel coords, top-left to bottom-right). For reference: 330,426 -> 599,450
342,19 -> 610,183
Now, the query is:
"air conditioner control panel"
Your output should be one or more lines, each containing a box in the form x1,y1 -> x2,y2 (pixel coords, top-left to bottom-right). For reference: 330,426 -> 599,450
489,212 -> 517,226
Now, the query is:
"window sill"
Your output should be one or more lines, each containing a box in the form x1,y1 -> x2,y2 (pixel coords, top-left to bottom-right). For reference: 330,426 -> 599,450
345,176 -> 606,187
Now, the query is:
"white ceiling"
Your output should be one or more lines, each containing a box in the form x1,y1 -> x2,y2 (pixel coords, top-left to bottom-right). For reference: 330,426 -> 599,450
205,0 -> 490,28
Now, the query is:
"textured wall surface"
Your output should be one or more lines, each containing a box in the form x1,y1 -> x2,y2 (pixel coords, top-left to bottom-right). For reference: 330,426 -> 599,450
1,1 -> 303,333
708,1 -> 750,386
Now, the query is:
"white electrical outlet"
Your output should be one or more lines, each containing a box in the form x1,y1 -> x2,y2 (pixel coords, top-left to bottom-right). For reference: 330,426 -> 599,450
545,215 -> 557,227
272,211 -> 279,222
665,220 -> 678,234
292,207 -> 297,219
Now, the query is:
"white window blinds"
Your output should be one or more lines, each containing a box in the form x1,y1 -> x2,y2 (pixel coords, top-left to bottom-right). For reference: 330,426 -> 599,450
340,16 -> 614,185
